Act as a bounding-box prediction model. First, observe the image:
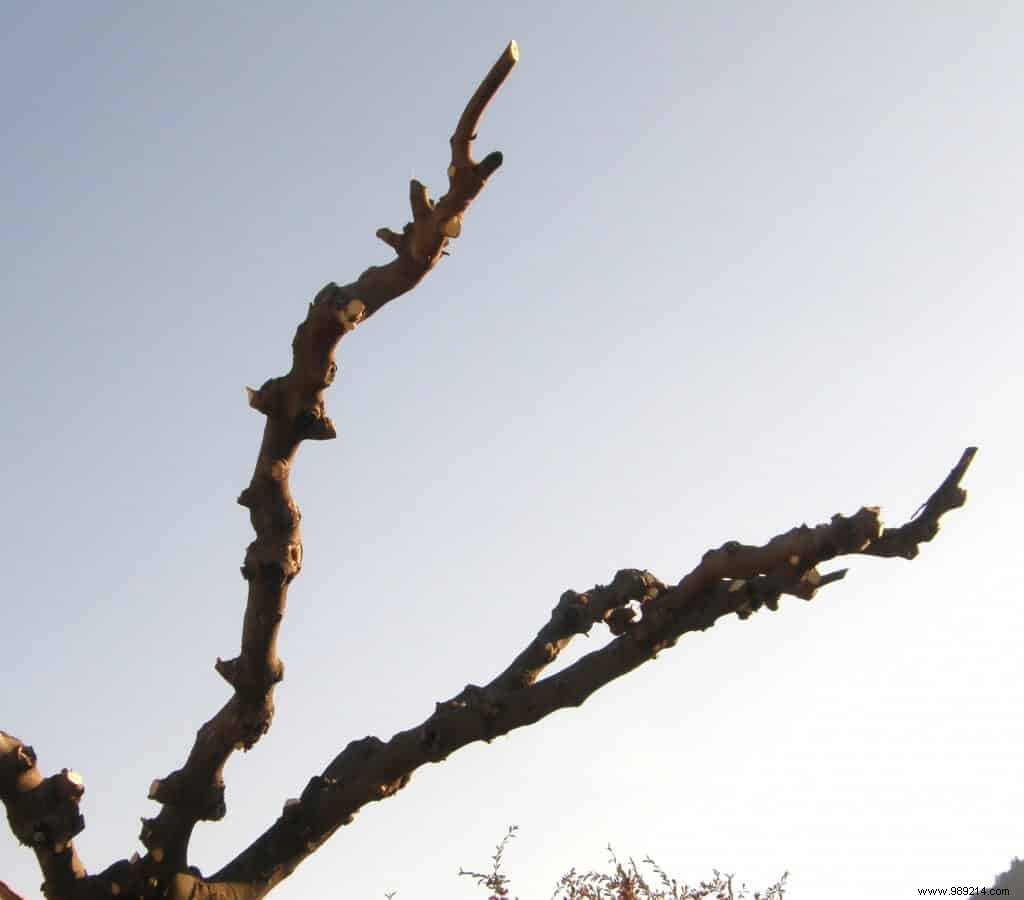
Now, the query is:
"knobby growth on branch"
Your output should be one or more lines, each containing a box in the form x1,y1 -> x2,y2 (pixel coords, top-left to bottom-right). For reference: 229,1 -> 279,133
1,40 -> 975,900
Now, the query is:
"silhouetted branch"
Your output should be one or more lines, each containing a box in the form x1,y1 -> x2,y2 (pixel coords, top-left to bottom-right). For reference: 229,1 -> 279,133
0,42 -> 517,900
330,39 -> 518,320
0,732 -> 86,899
208,448 -> 974,896
0,36 -> 978,900
133,39 -> 518,892
864,446 -> 975,559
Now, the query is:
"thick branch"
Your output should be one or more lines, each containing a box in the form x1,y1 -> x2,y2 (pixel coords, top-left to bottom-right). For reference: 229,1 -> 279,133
137,283 -> 369,881
0,732 -> 86,899
202,447 -> 974,897
2,33 -> 974,900
3,41 -> 517,900
126,41 -> 518,895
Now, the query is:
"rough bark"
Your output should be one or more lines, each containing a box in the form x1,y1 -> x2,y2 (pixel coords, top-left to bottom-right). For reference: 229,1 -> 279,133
0,39 -> 977,900
0,733 -> 85,899
208,449 -> 974,897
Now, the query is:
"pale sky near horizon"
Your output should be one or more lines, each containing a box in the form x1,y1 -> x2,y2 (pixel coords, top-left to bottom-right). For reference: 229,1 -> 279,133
2,3 -> 1021,898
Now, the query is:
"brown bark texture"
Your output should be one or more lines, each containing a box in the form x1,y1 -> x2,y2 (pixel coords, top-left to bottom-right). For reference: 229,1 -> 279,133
0,40 -> 976,900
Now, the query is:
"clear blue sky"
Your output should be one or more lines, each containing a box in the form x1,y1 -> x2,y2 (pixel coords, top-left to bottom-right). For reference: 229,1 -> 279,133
2,3 -> 1020,898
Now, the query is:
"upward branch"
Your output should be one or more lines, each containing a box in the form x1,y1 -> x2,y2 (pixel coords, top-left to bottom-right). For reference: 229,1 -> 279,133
138,40 -> 518,884
0,42 -> 517,900
0,733 -> 85,900
332,39 -> 518,320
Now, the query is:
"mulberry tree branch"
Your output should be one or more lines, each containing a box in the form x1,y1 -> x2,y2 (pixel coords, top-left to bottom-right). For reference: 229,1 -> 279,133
0,40 -> 517,900
0,35 -> 978,900
328,40 -> 519,321
205,448 -> 974,897
0,733 -> 86,900
134,39 -> 519,889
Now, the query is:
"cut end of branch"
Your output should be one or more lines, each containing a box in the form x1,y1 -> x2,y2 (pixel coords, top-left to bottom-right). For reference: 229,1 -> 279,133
409,179 -> 433,220
476,151 -> 504,180
864,445 -> 977,559
506,39 -> 519,63
441,215 -> 463,238
340,298 -> 365,330
375,227 -> 403,253
214,656 -> 241,690
58,769 -> 85,800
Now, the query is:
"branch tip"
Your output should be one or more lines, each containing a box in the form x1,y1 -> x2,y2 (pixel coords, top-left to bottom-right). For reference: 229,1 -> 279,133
477,151 -> 504,180
409,180 -> 432,220
822,567 -> 848,583
375,227 -> 403,253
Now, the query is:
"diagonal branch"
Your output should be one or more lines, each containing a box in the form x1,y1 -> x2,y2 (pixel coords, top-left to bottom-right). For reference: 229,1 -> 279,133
480,451 -> 976,695
864,446 -> 976,559
198,447 -> 974,898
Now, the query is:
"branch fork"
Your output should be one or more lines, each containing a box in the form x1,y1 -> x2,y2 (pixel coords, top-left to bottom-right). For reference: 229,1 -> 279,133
0,38 -> 980,900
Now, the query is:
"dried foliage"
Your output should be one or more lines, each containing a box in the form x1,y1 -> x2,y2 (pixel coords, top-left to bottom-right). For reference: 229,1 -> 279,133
456,827 -> 787,900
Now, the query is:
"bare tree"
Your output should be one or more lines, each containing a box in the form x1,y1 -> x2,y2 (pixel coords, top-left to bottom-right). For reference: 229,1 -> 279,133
0,43 -> 975,900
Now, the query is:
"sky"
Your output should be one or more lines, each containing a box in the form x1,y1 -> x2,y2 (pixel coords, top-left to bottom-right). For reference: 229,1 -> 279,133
1,2 -> 1021,898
